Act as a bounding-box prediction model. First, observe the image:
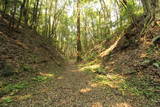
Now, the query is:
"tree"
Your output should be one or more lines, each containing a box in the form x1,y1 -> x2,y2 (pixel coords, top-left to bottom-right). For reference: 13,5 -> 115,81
9,0 -> 18,30
76,0 -> 82,62
141,0 -> 159,20
17,0 -> 27,28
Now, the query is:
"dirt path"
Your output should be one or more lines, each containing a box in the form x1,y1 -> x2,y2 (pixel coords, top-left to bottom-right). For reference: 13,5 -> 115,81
8,62 -> 151,107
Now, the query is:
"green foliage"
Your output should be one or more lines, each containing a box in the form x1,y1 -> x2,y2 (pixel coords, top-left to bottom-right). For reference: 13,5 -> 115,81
32,76 -> 49,82
84,52 -> 98,61
93,75 -> 109,83
119,76 -> 160,102
146,46 -> 158,55
20,64 -> 33,72
0,82 -> 28,97
153,61 -> 160,69
141,58 -> 160,69
2,97 -> 13,103
94,67 -> 106,75
82,68 -> 93,74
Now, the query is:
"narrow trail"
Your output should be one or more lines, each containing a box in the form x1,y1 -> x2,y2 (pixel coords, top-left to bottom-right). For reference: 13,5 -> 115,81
8,62 -> 148,107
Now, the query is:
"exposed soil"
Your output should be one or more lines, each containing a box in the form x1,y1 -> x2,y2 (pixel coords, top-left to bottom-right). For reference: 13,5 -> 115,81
3,61 -> 157,107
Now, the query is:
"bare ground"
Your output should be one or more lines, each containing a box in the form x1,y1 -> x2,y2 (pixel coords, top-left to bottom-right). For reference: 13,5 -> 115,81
5,62 -> 156,107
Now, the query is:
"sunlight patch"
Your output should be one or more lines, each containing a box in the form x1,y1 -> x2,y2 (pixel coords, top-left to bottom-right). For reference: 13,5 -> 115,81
93,74 -> 125,88
15,94 -> 32,101
39,72 -> 54,77
140,53 -> 147,58
112,102 -> 132,107
80,64 -> 100,72
80,88 -> 92,93
90,83 -> 98,88
57,76 -> 64,80
92,102 -> 103,107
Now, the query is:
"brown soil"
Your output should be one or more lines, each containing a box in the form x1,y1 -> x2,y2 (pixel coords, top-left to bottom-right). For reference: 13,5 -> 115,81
5,61 -> 156,107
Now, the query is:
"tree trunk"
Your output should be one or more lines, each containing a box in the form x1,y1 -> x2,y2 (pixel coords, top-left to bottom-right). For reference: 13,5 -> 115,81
9,0 -> 18,30
24,0 -> 29,25
141,0 -> 159,21
31,0 -> 39,29
76,0 -> 82,62
3,0 -> 8,16
17,0 -> 26,28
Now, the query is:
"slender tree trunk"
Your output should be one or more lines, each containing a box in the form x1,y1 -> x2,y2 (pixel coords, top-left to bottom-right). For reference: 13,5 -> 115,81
9,0 -> 18,30
24,0 -> 29,25
76,0 -> 82,62
3,0 -> 8,16
17,0 -> 26,28
31,0 -> 39,29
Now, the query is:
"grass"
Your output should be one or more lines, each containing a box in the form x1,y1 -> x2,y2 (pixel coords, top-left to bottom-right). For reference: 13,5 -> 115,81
1,97 -> 13,103
92,69 -> 160,104
0,81 -> 29,106
32,75 -> 50,82
80,59 -> 160,105
92,74 -> 125,88
0,82 -> 29,97
79,62 -> 106,75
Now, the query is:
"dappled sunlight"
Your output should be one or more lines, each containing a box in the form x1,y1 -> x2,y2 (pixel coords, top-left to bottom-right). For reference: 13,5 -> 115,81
70,69 -> 81,72
111,102 -> 132,107
80,64 -> 100,72
39,72 -> 54,77
105,66 -> 114,72
90,83 -> 98,88
108,61 -> 115,65
80,88 -> 92,93
92,102 -> 103,107
15,94 -> 32,101
93,74 -> 125,88
100,35 -> 123,57
140,53 -> 147,58
57,76 -> 64,80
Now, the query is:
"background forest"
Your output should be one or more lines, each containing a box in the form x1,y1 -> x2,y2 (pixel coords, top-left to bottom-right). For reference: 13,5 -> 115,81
1,0 -> 158,59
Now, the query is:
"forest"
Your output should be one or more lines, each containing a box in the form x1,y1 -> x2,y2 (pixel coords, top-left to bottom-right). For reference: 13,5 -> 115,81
0,0 -> 160,107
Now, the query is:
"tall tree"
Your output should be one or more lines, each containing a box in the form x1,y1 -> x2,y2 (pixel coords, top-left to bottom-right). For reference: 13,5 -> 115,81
17,0 -> 27,28
76,0 -> 82,62
9,0 -> 18,30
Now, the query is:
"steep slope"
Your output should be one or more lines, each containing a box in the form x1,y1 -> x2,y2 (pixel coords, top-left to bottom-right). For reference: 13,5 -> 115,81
83,20 -> 160,106
102,20 -> 160,77
0,15 -> 64,76
0,14 -> 64,99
